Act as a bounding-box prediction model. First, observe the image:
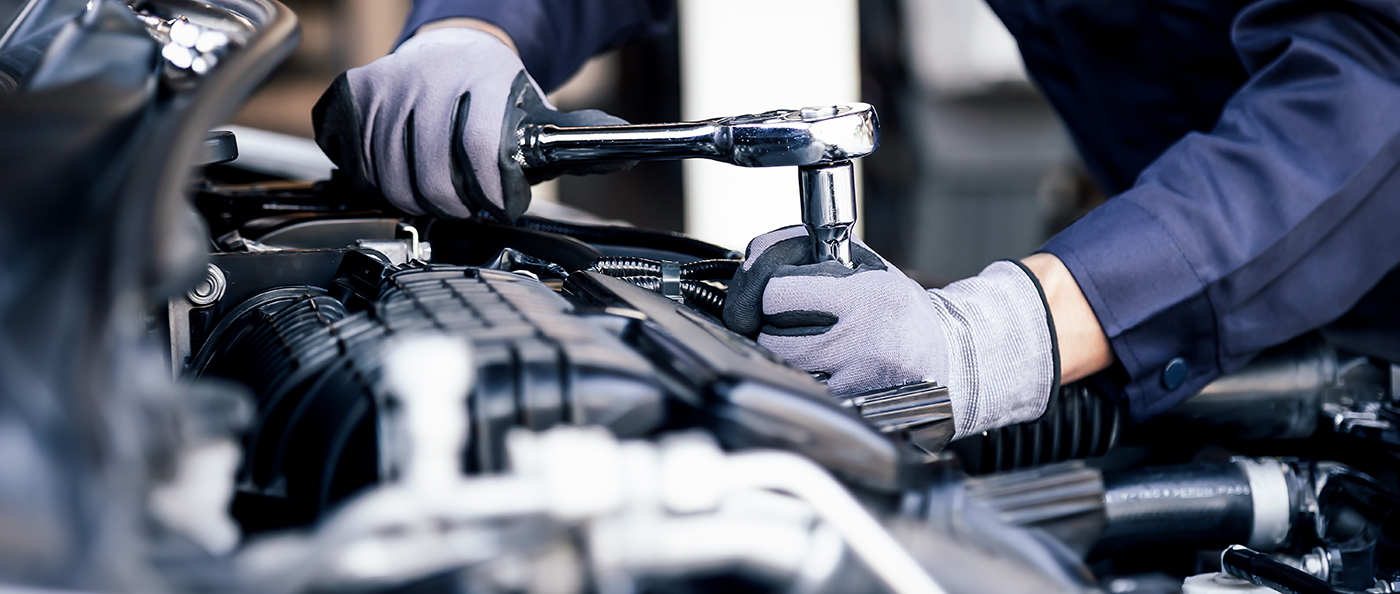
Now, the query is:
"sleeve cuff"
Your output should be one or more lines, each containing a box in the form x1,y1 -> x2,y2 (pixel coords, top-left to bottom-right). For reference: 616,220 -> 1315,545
398,1 -> 562,88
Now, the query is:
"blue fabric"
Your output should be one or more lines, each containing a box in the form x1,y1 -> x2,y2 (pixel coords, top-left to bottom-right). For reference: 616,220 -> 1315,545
398,0 -> 674,92
987,0 -> 1400,421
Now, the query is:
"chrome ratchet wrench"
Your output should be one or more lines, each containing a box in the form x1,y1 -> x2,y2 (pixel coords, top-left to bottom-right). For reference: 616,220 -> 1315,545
515,104 -> 879,267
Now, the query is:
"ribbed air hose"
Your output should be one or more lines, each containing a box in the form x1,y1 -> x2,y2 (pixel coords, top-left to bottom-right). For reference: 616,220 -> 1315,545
950,382 -> 1127,475
587,256 -> 742,281
203,265 -> 670,532
620,276 -> 728,318
191,289 -> 353,394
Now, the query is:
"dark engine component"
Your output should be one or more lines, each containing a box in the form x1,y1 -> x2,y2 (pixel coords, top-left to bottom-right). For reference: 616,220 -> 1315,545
515,215 -> 742,261
564,270 -> 911,491
951,382 -> 1127,474
193,262 -> 665,530
950,457 -> 1318,563
1095,461 -> 1271,555
1134,337 -> 1335,442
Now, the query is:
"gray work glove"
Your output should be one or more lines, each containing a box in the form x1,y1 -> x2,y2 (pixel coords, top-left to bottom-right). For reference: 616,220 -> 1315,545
723,226 -> 1060,439
312,27 -> 632,222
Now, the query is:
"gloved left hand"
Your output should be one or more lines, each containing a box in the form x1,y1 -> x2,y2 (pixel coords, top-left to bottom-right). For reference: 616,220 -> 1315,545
723,226 -> 1060,439
312,27 -> 632,222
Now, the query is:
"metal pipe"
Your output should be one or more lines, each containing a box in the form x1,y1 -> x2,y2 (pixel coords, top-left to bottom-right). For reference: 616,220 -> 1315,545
520,122 -> 724,166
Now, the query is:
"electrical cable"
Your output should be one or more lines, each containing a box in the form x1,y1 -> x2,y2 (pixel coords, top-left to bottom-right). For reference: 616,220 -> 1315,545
1222,545 -> 1361,594
517,216 -> 742,261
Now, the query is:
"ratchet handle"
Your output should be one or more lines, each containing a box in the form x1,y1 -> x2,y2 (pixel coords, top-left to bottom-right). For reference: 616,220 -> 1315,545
516,103 -> 878,171
518,122 -> 725,169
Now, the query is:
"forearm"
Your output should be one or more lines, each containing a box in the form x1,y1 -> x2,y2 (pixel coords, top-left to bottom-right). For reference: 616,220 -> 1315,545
398,0 -> 674,92
416,18 -> 517,53
1022,253 -> 1113,383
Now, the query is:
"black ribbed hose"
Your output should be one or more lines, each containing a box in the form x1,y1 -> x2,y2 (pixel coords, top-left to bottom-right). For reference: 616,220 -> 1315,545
951,382 -> 1126,474
620,276 -> 727,318
587,256 -> 742,281
679,258 -> 743,280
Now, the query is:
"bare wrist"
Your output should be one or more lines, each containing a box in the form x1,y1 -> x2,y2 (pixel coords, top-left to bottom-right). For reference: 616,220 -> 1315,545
415,18 -> 518,54
1021,252 -> 1114,383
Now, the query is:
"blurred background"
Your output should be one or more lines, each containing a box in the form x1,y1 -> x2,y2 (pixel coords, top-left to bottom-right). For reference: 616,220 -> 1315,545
232,0 -> 1105,287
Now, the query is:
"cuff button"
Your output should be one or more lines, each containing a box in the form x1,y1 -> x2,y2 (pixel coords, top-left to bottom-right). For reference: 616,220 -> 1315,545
1162,357 -> 1188,390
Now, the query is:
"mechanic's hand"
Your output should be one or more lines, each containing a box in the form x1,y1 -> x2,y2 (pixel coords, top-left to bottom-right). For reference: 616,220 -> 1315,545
723,226 -> 1060,439
312,27 -> 632,222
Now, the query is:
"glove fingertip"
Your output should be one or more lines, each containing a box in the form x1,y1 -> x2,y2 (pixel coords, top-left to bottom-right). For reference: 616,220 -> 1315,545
489,74 -> 535,222
312,73 -> 381,203
721,295 -> 762,338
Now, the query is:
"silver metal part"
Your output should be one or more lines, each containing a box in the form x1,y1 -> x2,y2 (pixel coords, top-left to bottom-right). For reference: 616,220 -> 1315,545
517,103 -> 877,169
1321,354 -> 1394,438
357,223 -> 431,265
660,260 -> 683,303
516,104 -> 877,267
1233,458 -> 1294,550
171,264 -> 227,377
800,162 -> 857,266
397,223 -> 428,261
134,11 -> 235,84
963,462 -> 1107,558
842,381 -> 954,453
203,131 -> 239,165
187,263 -> 227,307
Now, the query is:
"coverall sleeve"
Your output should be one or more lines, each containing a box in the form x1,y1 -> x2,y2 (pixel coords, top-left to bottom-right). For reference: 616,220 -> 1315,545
398,0 -> 675,92
1038,0 -> 1400,421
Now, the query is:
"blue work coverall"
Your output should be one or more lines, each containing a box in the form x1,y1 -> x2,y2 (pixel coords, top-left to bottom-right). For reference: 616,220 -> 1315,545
401,0 -> 1400,423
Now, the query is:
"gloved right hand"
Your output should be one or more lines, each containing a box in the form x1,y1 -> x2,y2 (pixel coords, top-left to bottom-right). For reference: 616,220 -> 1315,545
723,226 -> 1061,440
312,27 -> 632,222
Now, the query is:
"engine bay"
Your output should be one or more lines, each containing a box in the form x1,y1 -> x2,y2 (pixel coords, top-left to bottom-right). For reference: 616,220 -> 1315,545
179,147 -> 1400,594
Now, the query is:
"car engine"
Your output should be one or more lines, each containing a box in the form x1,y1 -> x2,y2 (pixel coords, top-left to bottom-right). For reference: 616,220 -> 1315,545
6,1 -> 1400,593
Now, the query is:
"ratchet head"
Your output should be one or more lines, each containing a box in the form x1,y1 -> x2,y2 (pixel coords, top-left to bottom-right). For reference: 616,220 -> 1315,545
710,103 -> 879,167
